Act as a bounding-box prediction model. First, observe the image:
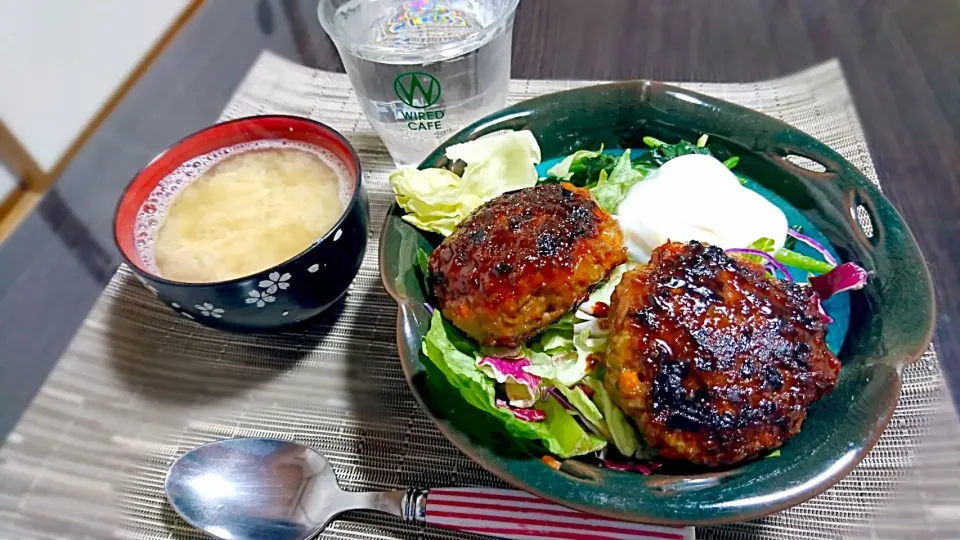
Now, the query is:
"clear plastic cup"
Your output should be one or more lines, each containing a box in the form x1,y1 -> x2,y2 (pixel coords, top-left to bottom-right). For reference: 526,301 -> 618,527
319,0 -> 520,167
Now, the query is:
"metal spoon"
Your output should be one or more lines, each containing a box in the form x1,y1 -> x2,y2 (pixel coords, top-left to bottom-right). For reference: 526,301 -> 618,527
165,437 -> 690,540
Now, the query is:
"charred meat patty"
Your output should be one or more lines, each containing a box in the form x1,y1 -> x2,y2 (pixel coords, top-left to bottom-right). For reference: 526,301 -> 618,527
429,183 -> 626,347
605,241 -> 840,466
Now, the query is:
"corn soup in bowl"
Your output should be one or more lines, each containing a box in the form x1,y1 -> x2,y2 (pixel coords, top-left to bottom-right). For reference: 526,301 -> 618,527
114,115 -> 369,332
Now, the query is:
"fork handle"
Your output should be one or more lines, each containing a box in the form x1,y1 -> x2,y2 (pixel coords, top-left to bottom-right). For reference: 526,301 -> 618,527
400,487 -> 693,540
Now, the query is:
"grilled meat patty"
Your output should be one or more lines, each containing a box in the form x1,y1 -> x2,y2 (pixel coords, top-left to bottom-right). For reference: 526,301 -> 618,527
429,183 -> 626,347
605,241 -> 841,466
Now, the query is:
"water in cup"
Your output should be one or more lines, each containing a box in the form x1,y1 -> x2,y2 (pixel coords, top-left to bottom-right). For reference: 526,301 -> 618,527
319,0 -> 519,167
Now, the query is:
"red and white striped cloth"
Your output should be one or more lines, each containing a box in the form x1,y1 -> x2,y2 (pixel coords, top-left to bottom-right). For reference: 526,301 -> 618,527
425,487 -> 694,540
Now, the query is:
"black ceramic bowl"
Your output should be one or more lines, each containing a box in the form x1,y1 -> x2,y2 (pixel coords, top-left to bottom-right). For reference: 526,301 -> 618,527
114,115 -> 369,332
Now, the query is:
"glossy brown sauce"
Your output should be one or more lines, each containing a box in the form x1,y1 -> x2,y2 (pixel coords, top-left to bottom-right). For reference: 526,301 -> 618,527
605,241 -> 841,465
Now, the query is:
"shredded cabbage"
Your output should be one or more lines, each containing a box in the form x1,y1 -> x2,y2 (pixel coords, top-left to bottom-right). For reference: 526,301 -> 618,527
535,396 -> 607,457
577,263 -> 633,319
523,350 -> 586,388
554,384 -> 610,440
389,130 -> 541,236
477,357 -> 541,408
584,377 -> 641,457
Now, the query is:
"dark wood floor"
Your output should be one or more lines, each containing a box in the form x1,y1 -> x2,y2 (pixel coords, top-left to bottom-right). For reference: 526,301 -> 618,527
0,0 -> 957,438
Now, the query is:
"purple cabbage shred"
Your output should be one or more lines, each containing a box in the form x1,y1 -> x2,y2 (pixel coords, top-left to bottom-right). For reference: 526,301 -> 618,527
786,229 -> 838,265
602,458 -> 662,475
809,262 -> 870,301
725,248 -> 792,280
495,399 -> 546,422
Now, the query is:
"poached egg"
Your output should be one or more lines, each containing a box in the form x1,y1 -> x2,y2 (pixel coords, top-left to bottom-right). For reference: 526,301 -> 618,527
616,154 -> 788,262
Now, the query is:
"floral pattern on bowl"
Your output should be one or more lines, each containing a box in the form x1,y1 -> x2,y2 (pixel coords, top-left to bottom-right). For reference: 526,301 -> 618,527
114,115 -> 370,333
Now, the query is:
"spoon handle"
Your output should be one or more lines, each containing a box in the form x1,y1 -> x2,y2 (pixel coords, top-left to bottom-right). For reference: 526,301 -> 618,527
399,487 -> 693,540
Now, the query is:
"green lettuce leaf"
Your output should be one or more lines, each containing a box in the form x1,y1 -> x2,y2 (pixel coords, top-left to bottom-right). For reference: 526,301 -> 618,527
535,395 -> 607,457
390,130 -> 541,236
748,237 -> 776,252
544,147 -> 618,188
539,329 -> 574,353
584,377 -> 640,457
578,263 -> 633,317
549,311 -> 578,329
446,130 -> 541,195
554,384 -> 610,440
523,322 -> 590,388
524,350 -> 586,387
588,150 -> 648,212
521,313 -> 577,381
533,329 -> 603,389
532,312 -> 576,353
546,146 -> 605,181
390,168 -> 473,236
574,329 -> 606,355
423,311 -> 599,457
737,237 -> 776,265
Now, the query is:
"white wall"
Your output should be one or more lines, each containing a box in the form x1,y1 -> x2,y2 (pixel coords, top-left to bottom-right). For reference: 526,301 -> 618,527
0,0 -> 190,173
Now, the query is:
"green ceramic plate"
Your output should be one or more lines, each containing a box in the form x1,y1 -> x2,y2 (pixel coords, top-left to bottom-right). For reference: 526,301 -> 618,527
378,81 -> 935,525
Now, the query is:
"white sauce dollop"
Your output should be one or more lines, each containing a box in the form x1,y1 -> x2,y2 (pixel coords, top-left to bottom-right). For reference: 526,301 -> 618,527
616,154 -> 788,262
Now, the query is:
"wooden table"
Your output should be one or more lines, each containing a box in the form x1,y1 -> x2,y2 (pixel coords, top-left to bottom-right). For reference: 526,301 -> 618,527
0,0 -> 956,439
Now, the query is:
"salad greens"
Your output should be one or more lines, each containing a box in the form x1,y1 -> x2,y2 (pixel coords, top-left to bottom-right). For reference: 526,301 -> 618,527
589,150 -> 648,212
523,352 -> 584,388
554,384 -> 609,439
478,356 -> 541,408
578,263 -> 632,319
390,168 -> 475,236
536,396 -> 607,457
545,146 -> 610,183
642,136 -> 713,165
583,377 -> 641,457
520,313 -> 583,386
405,131 -> 866,467
747,237 -> 836,275
522,351 -> 583,388
389,131 -> 541,236
528,313 -> 576,353
423,310 -> 604,458
543,134 -> 737,194
546,147 -> 656,212
773,248 -> 836,275
747,237 -> 777,252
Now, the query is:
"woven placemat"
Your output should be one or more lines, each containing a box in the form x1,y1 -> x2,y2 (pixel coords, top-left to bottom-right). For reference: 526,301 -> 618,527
1,51 -> 957,540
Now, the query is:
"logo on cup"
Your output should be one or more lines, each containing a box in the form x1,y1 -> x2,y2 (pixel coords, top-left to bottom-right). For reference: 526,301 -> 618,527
394,72 -> 442,109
